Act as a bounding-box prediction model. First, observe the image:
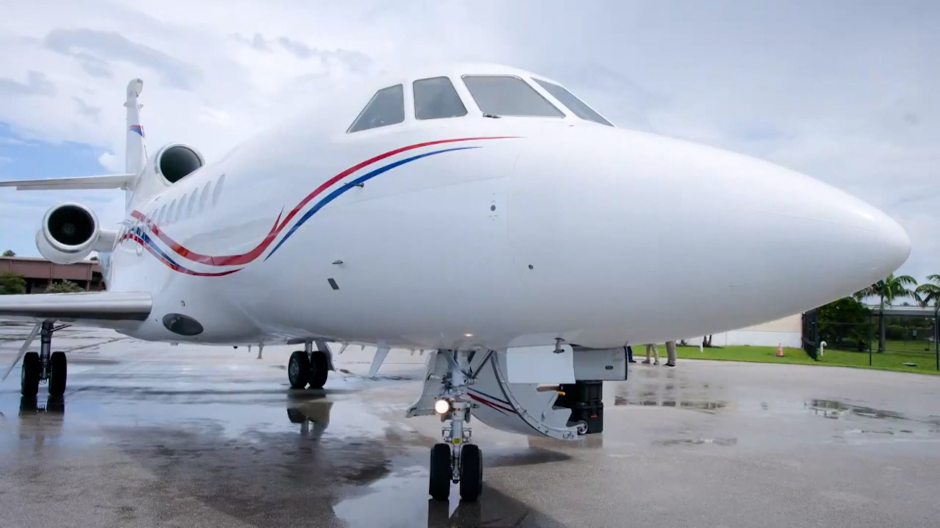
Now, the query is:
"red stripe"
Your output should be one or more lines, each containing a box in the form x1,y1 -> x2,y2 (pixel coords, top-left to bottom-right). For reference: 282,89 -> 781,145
469,392 -> 515,415
126,234 -> 241,277
130,136 -> 516,267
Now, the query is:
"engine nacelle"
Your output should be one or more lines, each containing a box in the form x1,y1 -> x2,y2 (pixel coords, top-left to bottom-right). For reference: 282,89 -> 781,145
150,143 -> 205,185
35,203 -> 115,265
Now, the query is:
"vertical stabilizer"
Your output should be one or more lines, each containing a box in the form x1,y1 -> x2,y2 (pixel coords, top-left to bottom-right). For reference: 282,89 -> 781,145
123,79 -> 146,209
124,79 -> 146,175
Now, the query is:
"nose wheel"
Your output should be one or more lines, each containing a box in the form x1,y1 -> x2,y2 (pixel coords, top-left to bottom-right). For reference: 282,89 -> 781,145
428,442 -> 483,502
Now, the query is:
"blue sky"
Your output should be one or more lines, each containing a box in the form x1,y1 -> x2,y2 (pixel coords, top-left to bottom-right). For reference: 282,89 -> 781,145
0,0 -> 937,284
0,123 -> 121,256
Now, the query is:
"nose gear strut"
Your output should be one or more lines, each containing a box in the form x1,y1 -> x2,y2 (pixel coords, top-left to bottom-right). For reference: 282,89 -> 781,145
428,349 -> 484,502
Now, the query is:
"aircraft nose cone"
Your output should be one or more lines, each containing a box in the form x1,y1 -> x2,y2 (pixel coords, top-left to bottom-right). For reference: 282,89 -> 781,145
868,209 -> 911,272
772,165 -> 910,287
505,128 -> 913,341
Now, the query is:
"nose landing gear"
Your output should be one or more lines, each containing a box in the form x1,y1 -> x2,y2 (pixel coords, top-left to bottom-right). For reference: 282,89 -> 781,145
428,350 -> 484,502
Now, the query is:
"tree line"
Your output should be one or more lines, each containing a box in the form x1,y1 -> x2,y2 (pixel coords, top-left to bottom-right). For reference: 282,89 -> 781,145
817,273 -> 940,353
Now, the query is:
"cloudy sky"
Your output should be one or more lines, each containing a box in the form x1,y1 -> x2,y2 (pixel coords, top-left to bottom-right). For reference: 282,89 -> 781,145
0,0 -> 937,283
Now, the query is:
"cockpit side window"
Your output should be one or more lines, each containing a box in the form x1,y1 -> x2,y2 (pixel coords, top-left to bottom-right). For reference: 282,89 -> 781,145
347,84 -> 405,133
413,77 -> 468,120
533,78 -> 613,126
461,75 -> 564,118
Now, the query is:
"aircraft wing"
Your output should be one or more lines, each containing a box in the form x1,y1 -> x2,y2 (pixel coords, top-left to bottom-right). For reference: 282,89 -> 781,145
0,292 -> 152,321
0,173 -> 137,191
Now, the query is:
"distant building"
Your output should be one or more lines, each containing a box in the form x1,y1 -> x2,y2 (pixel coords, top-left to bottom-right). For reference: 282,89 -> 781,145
684,314 -> 803,349
0,256 -> 104,293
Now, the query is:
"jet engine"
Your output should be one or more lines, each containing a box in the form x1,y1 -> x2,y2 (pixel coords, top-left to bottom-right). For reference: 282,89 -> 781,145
35,202 -> 115,265
151,144 -> 204,184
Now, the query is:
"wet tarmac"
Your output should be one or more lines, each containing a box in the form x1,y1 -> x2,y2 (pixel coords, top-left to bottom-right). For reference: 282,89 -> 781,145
2,322 -> 940,527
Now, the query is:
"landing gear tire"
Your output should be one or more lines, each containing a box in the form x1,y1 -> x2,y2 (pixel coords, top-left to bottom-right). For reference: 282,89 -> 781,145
308,351 -> 329,389
288,351 -> 311,388
459,444 -> 483,502
21,351 -> 40,398
48,351 -> 67,396
429,443 -> 452,501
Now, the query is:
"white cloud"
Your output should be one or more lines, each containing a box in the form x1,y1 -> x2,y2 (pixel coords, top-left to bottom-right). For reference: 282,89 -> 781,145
97,151 -> 121,172
0,0 -> 937,282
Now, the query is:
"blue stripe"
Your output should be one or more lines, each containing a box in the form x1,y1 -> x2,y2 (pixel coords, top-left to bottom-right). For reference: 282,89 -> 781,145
264,146 -> 479,261
135,229 -> 188,270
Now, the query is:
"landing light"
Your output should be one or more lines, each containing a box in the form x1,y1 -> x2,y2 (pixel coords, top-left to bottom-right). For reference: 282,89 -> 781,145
434,399 -> 450,414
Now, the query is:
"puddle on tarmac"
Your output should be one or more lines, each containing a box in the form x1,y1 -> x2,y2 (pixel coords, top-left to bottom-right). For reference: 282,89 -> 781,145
654,437 -> 738,447
333,469 -> 567,528
614,396 -> 728,413
804,399 -> 940,437
805,399 -> 907,420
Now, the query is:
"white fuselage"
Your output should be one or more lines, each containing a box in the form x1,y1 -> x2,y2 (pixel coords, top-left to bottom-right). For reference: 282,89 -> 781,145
104,115 -> 909,352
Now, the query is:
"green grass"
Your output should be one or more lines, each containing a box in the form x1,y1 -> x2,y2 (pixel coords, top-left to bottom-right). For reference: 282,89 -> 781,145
668,344 -> 940,376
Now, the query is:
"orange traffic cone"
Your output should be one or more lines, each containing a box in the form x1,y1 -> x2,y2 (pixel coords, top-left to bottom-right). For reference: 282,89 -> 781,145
776,343 -> 784,357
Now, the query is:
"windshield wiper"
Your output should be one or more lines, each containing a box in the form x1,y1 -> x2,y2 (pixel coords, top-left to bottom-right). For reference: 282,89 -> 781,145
482,112 -> 501,119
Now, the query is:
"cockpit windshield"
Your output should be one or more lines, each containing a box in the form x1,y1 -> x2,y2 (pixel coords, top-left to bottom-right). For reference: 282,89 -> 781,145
532,78 -> 613,126
461,75 -> 564,118
347,84 -> 405,133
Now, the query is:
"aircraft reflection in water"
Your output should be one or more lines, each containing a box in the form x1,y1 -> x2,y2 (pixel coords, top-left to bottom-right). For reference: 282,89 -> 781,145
286,398 -> 334,439
19,396 -> 65,415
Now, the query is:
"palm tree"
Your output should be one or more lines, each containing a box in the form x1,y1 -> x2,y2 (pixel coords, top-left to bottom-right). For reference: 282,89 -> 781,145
854,273 -> 918,352
914,275 -> 940,307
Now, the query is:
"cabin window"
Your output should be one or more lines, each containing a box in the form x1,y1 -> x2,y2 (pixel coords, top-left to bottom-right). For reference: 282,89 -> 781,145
533,78 -> 612,126
187,189 -> 198,217
461,75 -> 564,118
347,84 -> 405,133
200,181 -> 211,211
413,77 -> 467,120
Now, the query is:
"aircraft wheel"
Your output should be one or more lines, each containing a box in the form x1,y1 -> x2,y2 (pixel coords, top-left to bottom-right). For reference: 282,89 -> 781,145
459,444 -> 483,502
288,351 -> 310,388
429,443 -> 451,501
21,352 -> 40,398
308,351 -> 329,389
48,351 -> 67,396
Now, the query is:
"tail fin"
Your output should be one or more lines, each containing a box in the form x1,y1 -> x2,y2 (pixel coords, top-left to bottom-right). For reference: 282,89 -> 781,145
124,78 -> 146,175
0,78 -> 146,210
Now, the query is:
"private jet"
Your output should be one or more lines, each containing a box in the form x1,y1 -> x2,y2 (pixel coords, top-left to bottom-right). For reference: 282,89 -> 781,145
0,63 -> 911,501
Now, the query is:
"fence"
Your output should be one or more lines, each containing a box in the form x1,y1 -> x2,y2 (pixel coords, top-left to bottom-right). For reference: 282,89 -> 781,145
802,306 -> 939,372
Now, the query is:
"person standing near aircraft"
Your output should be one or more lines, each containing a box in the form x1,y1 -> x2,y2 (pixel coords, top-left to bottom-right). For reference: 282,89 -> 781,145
643,344 -> 659,365
664,340 -> 677,367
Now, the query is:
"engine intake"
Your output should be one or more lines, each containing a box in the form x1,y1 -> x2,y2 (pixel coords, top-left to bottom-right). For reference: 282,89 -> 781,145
36,203 -> 101,264
157,144 -> 204,184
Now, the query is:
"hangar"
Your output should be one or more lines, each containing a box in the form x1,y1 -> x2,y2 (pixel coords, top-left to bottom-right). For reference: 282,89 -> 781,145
0,256 -> 104,293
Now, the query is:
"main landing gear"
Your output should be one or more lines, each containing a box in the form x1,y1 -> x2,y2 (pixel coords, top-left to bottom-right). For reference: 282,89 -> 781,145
21,321 -> 69,398
429,350 -> 484,502
288,340 -> 331,390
